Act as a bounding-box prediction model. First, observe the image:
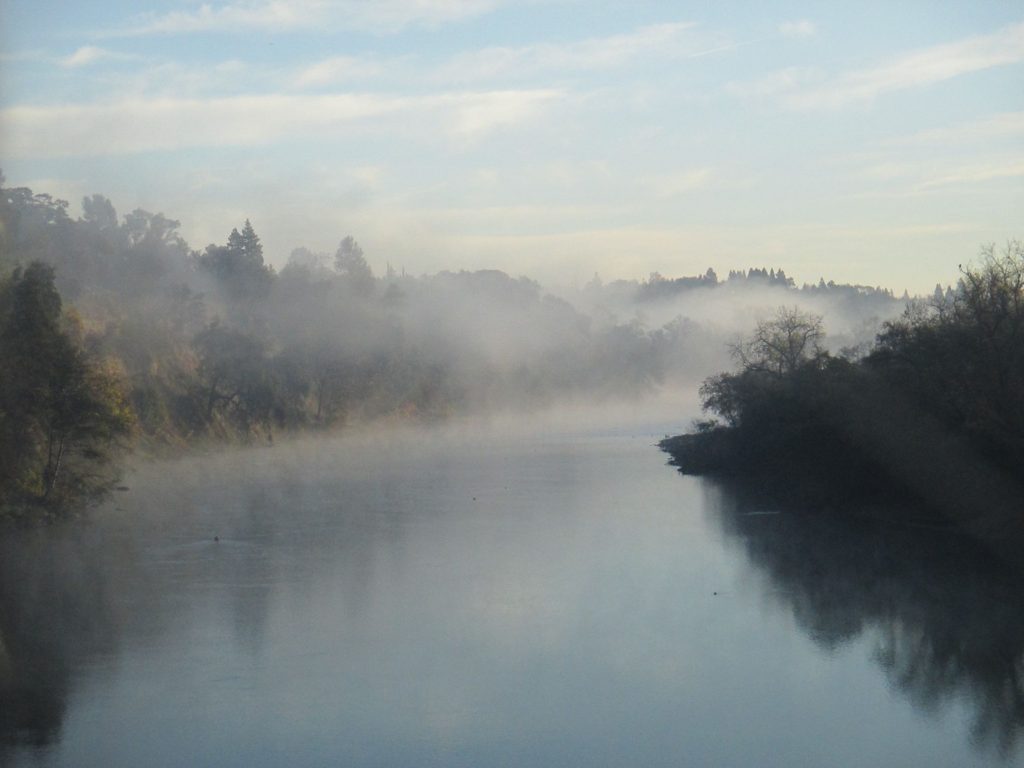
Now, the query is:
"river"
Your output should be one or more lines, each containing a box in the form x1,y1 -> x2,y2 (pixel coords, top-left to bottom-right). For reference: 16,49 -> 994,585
1,422 -> 1021,766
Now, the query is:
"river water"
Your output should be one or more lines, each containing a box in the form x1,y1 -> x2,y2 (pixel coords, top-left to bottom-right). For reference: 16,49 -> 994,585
1,422 -> 1022,767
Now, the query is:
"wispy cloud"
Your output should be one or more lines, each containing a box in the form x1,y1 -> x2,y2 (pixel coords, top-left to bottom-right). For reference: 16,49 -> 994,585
735,22 -> 1024,109
0,90 -> 560,157
112,0 -> 509,36
443,90 -> 556,137
644,168 -> 714,198
0,49 -> 49,64
340,0 -> 507,32
294,56 -> 387,87
841,111 -> 1024,192
112,1 -> 332,35
291,22 -> 731,90
77,58 -> 256,99
916,159 -> 1024,190
429,22 -> 733,83
60,46 -> 138,68
884,111 -> 1024,147
726,66 -> 822,99
778,20 -> 816,39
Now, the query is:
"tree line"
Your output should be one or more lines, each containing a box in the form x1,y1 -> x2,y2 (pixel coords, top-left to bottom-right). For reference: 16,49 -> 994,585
0,178 -> 695,514
662,241 -> 1024,558
0,174 -> 922,516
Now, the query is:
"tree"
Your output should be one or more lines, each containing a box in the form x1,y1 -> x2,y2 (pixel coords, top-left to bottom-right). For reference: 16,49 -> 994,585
696,307 -> 828,430
334,235 -> 374,295
285,246 -> 330,273
81,194 -> 118,232
870,241 -> 1024,464
192,321 -> 277,433
228,219 -> 263,264
115,209 -> 191,290
0,262 -> 132,506
731,306 -> 825,376
198,220 -> 273,300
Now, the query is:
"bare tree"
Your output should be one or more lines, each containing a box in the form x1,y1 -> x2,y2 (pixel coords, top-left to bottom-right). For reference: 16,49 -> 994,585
731,306 -> 825,375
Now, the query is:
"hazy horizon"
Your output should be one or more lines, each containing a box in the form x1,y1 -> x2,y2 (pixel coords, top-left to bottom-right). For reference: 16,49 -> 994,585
1,1 -> 1022,293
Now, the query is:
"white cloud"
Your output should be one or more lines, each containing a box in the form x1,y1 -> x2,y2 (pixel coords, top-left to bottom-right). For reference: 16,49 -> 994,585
726,66 -> 822,98
645,168 -> 714,198
295,56 -> 386,87
0,90 -> 561,157
62,46 -> 138,67
291,22 -> 725,89
114,0 -> 509,36
442,90 -> 555,137
342,0 -> 507,32
430,22 -> 726,82
854,161 -> 916,181
115,1 -> 330,35
0,50 -> 47,63
916,159 -> 1024,190
79,58 -> 257,100
736,22 -> 1024,109
778,20 -> 816,39
841,112 -> 1024,195
885,111 -> 1024,147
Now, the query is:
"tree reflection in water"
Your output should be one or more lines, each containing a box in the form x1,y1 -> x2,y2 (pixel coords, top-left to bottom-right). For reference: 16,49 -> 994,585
706,479 -> 1024,758
0,527 -> 119,755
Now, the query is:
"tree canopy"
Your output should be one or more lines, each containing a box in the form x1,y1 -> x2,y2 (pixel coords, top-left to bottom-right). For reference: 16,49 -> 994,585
0,262 -> 131,508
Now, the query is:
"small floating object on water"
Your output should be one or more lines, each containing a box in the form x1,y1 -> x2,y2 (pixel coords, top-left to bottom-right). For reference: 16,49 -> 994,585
115,486 -> 130,492
742,509 -> 781,516
214,535 -> 219,542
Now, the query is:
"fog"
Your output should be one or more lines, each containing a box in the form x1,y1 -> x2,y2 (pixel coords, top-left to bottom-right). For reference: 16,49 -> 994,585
2,2 -> 1019,763
0,179 -> 915,451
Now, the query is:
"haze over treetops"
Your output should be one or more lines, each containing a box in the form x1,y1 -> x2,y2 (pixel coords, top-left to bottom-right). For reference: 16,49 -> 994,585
1,1 -> 1022,292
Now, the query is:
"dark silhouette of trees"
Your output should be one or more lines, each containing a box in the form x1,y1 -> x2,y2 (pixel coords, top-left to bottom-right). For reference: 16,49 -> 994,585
731,306 -> 825,376
697,308 -> 827,428
869,241 -> 1024,468
665,243 -> 1024,558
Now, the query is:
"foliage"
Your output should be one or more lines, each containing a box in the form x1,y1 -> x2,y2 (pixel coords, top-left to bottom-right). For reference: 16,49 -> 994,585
192,321 -> 280,434
869,241 -> 1024,467
0,175 -> 947,515
0,263 -> 131,510
334,235 -> 374,295
670,243 -> 1024,546
197,219 -> 273,301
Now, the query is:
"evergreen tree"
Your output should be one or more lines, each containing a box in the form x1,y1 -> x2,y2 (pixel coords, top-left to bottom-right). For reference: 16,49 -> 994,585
334,235 -> 374,295
198,220 -> 273,300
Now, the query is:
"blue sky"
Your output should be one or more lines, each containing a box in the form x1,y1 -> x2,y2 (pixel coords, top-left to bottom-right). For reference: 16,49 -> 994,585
1,1 -> 1022,292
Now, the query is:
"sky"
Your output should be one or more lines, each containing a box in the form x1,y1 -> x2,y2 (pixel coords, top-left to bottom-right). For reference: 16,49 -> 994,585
0,1 -> 1022,293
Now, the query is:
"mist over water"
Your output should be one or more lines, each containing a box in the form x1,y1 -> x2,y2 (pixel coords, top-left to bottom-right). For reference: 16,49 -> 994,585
2,0 -> 1021,762
2,421 -> 1020,767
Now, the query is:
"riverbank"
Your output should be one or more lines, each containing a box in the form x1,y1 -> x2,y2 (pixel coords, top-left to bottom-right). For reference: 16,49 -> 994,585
660,426 -> 1024,575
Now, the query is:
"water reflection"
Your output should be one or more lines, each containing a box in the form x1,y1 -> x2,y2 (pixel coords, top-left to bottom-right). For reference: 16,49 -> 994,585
3,432 -> 1023,766
0,528 -> 118,751
706,480 -> 1024,758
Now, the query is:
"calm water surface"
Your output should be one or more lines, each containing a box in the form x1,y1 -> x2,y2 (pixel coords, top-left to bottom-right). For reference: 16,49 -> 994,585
1,424 -> 1022,767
